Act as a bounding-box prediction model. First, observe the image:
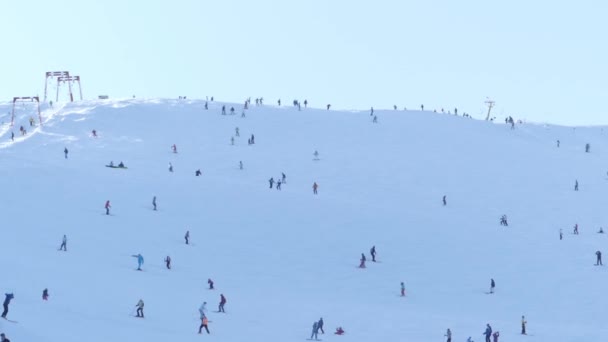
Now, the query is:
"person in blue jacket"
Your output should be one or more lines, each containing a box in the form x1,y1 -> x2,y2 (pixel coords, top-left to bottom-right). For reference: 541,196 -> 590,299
483,324 -> 492,342
311,321 -> 319,340
2,293 -> 14,319
132,254 -> 144,271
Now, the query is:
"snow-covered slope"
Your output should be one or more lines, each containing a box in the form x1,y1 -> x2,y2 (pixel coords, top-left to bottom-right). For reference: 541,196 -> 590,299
0,98 -> 606,342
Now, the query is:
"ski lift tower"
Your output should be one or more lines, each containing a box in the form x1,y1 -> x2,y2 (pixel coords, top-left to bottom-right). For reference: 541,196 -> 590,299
56,75 -> 83,102
44,71 -> 70,102
11,96 -> 42,127
484,98 -> 495,121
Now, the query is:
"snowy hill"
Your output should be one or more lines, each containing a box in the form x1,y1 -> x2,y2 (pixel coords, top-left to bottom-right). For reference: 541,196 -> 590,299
0,98 -> 607,342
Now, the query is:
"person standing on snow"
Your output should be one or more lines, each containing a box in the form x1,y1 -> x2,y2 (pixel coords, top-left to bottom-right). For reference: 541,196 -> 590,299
370,246 -> 376,262
105,200 -> 111,215
574,224 -> 579,235
359,253 -> 366,268
560,228 -> 563,240
59,234 -> 67,251
318,317 -> 324,334
400,282 -> 406,297
281,172 -> 286,183
185,230 -> 190,245
1,293 -> 14,319
208,279 -> 214,290
521,316 -> 527,335
490,278 -> 495,294
172,144 -> 177,153
313,182 -> 318,195
311,321 -> 320,340
445,328 -> 452,342
269,177 -> 274,189
132,254 -> 144,271
443,195 -> 447,206
64,147 -> 68,159
596,251 -> 603,266
152,196 -> 157,211
165,256 -> 171,269
169,163 -> 174,172
135,299 -> 144,318
276,179 -> 282,190
218,294 -> 226,313
483,324 -> 492,342
574,180 -> 579,191
198,315 -> 210,334
199,302 -> 208,319
42,288 -> 49,301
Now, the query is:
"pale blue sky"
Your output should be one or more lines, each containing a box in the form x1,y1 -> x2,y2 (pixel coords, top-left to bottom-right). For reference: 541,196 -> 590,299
1,0 -> 606,125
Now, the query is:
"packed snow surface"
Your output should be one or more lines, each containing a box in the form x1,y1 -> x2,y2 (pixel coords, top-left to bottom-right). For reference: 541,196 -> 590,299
0,98 -> 606,342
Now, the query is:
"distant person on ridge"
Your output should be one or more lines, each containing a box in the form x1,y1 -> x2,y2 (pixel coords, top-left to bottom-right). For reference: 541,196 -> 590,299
443,195 -> 447,206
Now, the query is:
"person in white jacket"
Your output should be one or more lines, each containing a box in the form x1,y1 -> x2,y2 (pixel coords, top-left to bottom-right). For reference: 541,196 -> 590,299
199,302 -> 207,318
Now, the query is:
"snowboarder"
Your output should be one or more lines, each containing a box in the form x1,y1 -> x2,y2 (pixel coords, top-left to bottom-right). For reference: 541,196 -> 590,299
1,293 -> 13,319
152,196 -> 157,211
171,144 -> 177,153
195,169 -> 202,176
132,254 -> 144,271
42,288 -> 49,301
359,253 -> 366,268
64,147 -> 68,159
445,328 -> 452,342
521,315 -> 527,334
596,251 -> 603,266
370,246 -> 376,262
313,182 -> 318,195
239,161 -> 243,170
218,294 -> 226,313
574,180 -> 579,191
269,177 -> 274,189
185,230 -> 190,244
59,234 -> 67,251
311,321 -> 320,340
199,316 -> 210,334
105,200 -> 111,215
318,317 -> 324,334
492,331 -> 499,342
483,324 -> 492,342
443,195 -> 447,206
165,256 -> 171,269
169,163 -> 173,172
276,180 -> 282,190
208,279 -> 214,290
490,278 -> 495,294
1,333 -> 10,342
400,282 -> 406,297
574,224 -> 579,235
135,299 -> 144,318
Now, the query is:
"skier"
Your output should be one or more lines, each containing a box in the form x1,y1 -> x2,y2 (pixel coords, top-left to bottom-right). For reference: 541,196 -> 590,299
492,331 -> 499,342
42,288 -> 49,301
199,302 -> 208,319
198,315 -> 210,334
443,195 -> 447,206
596,251 -> 603,266
490,278 -> 495,294
282,172 -> 286,183
311,321 -> 320,340
64,147 -> 68,159
269,177 -> 274,189
185,230 -> 190,245
59,234 -> 67,251
276,180 -> 282,190
574,180 -> 579,191
132,253 -> 144,271
400,282 -> 406,297
135,299 -> 144,318
574,224 -> 579,235
204,101 -> 208,110
421,104 -> 424,111
208,279 -> 214,290
218,294 -> 226,313
239,161 -> 243,170
483,324 -> 492,342
171,144 -> 177,153
169,162 -> 173,172
327,104 -> 331,110
278,99 -> 281,106
521,315 -> 527,334
318,317 -> 324,334
370,245 -> 376,262
0,333 -> 10,342
105,200 -> 111,215
165,256 -> 171,269
445,328 -> 452,342
1,293 -> 14,319
313,182 -> 318,195
359,253 -> 366,268
152,196 -> 157,211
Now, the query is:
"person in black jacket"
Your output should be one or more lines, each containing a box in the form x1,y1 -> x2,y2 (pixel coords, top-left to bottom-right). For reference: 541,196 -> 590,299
1,293 -> 14,318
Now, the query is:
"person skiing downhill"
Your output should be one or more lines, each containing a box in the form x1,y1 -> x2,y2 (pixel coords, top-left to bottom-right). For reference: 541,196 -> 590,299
1,293 -> 14,319
135,299 -> 144,318
521,315 -> 527,334
400,282 -> 406,297
42,288 -> 49,301
370,245 -> 376,262
208,279 -> 214,290
490,278 -> 495,294
105,200 -> 111,215
218,294 -> 226,313
445,328 -> 452,342
483,324 -> 492,342
59,234 -> 67,251
132,254 -> 144,271
311,321 -> 320,340
359,253 -> 366,268
165,256 -> 171,269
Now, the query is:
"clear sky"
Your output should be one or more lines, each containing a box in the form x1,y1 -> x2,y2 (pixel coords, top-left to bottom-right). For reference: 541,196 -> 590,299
1,0 -> 606,125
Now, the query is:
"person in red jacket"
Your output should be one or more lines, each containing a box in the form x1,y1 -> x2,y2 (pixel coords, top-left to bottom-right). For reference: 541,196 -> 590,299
218,294 -> 226,313
105,200 -> 111,215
